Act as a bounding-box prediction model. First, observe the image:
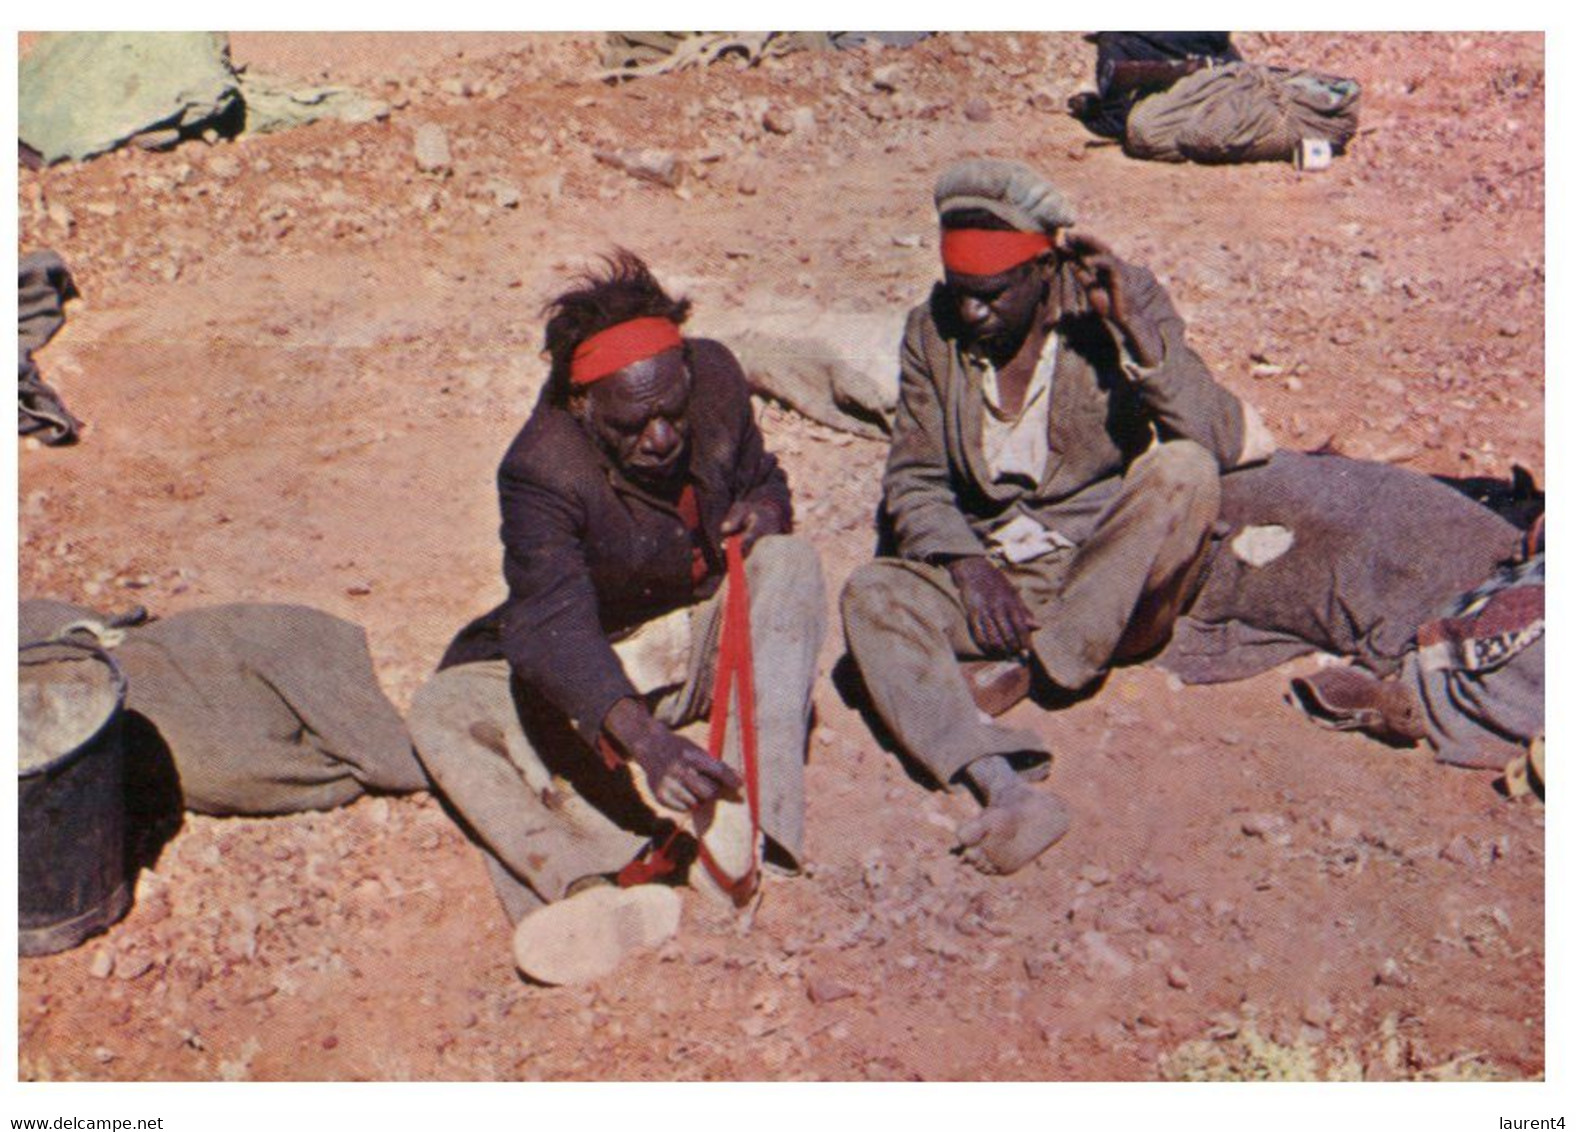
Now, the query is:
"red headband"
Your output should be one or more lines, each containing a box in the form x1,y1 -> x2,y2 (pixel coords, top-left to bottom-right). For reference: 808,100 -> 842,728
941,229 -> 1054,276
570,317 -> 684,386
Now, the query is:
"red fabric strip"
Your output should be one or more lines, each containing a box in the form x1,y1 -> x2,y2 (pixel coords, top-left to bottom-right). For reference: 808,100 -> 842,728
941,229 -> 1053,276
570,317 -> 683,386
699,534 -> 761,906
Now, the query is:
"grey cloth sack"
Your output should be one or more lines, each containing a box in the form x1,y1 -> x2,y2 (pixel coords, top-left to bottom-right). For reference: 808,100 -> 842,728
1157,453 -> 1523,684
1125,62 -> 1360,164
20,600 -> 427,815
18,250 -> 81,444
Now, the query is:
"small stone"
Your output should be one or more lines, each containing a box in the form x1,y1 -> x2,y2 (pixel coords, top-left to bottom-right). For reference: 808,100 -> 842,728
94,1047 -> 116,1064
736,169 -> 760,196
1241,812 -> 1289,839
963,97 -> 993,123
1327,813 -> 1362,842
412,124 -> 453,175
595,148 -> 685,189
871,64 -> 903,92
892,233 -> 923,249
1166,964 -> 1191,990
346,582 -> 373,596
1079,864 -> 1112,887
1441,834 -> 1481,868
1302,996 -> 1334,1027
1375,958 -> 1409,987
88,949 -> 115,979
116,954 -> 154,981
762,106 -> 797,135
322,1034 -> 339,1050
807,976 -> 854,1004
485,179 -> 522,209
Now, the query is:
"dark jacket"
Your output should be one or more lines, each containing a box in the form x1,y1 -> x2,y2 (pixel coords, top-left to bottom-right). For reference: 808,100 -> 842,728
441,337 -> 791,744
884,256 -> 1245,563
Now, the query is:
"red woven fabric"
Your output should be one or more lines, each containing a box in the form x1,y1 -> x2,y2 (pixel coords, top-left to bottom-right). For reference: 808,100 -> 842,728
569,317 -> 683,386
941,229 -> 1052,276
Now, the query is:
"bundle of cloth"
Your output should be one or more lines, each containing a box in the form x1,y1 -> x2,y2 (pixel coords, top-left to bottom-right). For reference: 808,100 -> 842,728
19,250 -> 82,445
19,600 -> 428,819
1155,452 -> 1543,773
1068,32 -> 1361,165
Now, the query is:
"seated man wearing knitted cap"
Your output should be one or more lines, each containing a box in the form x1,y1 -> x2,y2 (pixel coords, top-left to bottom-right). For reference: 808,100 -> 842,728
410,251 -> 826,983
843,159 -> 1272,875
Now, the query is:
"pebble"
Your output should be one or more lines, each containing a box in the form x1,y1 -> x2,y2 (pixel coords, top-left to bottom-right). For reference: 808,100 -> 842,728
1079,864 -> 1112,887
115,954 -> 154,981
1240,812 -> 1291,843
88,949 -> 115,979
806,976 -> 855,1004
762,106 -> 798,135
1165,964 -> 1191,990
1302,996 -> 1335,1027
595,148 -> 685,189
1441,834 -> 1481,868
1375,957 -> 1410,987
413,124 -> 453,175
962,97 -> 993,123
1327,812 -> 1362,842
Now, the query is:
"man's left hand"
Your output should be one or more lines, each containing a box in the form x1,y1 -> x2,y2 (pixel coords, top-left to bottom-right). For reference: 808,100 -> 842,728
720,499 -> 786,556
1064,231 -> 1163,368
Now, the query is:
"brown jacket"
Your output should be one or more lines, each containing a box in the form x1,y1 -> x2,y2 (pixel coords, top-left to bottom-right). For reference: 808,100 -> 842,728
441,337 -> 792,744
884,257 -> 1244,562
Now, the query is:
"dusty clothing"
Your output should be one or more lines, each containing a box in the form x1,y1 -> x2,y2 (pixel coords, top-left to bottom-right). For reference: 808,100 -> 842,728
883,261 -> 1245,568
1406,552 -> 1544,769
1156,453 -> 1525,684
845,440 -> 1221,784
19,250 -> 82,445
1125,62 -> 1361,164
410,536 -> 825,918
1076,32 -> 1242,139
18,600 -> 426,815
442,337 -> 791,748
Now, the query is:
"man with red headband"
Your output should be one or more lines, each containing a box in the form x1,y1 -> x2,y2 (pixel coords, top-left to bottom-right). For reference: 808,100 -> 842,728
410,252 -> 825,983
843,159 -> 1272,876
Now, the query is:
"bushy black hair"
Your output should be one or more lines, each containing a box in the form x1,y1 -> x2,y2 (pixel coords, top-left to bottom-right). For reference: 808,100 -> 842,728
541,250 -> 692,404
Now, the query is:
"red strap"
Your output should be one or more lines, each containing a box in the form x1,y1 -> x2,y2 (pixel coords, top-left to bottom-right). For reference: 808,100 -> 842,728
698,534 -> 761,905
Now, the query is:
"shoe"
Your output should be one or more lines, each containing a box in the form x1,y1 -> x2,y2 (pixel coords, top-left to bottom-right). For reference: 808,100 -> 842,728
512,884 -> 682,986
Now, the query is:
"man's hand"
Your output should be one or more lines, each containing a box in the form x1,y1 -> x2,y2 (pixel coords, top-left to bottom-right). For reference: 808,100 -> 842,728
604,698 -> 742,812
947,556 -> 1039,656
719,499 -> 787,557
1063,231 -> 1163,367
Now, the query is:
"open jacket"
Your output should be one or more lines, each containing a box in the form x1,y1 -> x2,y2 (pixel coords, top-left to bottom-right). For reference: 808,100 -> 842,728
441,337 -> 791,744
884,256 -> 1245,562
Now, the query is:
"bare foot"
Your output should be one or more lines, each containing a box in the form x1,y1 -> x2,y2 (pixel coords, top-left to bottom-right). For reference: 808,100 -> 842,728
956,789 -> 1071,875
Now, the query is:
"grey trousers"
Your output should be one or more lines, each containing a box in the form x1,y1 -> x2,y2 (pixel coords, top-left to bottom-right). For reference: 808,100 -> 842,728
842,441 -> 1220,786
409,535 -> 826,923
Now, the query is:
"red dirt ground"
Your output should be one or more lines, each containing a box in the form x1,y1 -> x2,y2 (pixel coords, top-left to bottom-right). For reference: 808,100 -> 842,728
16,32 -> 1544,1084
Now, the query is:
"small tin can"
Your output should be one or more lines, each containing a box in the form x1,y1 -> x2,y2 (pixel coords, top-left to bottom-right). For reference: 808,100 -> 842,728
1295,137 -> 1333,171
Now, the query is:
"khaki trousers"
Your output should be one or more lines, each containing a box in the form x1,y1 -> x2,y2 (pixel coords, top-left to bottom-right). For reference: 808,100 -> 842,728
410,535 -> 826,923
842,441 -> 1220,785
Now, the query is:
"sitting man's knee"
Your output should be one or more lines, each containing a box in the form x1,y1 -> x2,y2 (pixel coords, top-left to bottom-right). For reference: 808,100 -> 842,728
1140,439 -> 1220,493
840,560 -> 903,627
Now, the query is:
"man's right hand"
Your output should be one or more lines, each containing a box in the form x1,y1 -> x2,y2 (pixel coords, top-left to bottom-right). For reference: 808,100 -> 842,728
947,556 -> 1039,656
603,698 -> 743,812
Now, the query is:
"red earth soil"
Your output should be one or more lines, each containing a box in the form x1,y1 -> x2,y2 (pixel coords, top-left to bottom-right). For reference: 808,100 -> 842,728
16,32 -> 1544,1083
